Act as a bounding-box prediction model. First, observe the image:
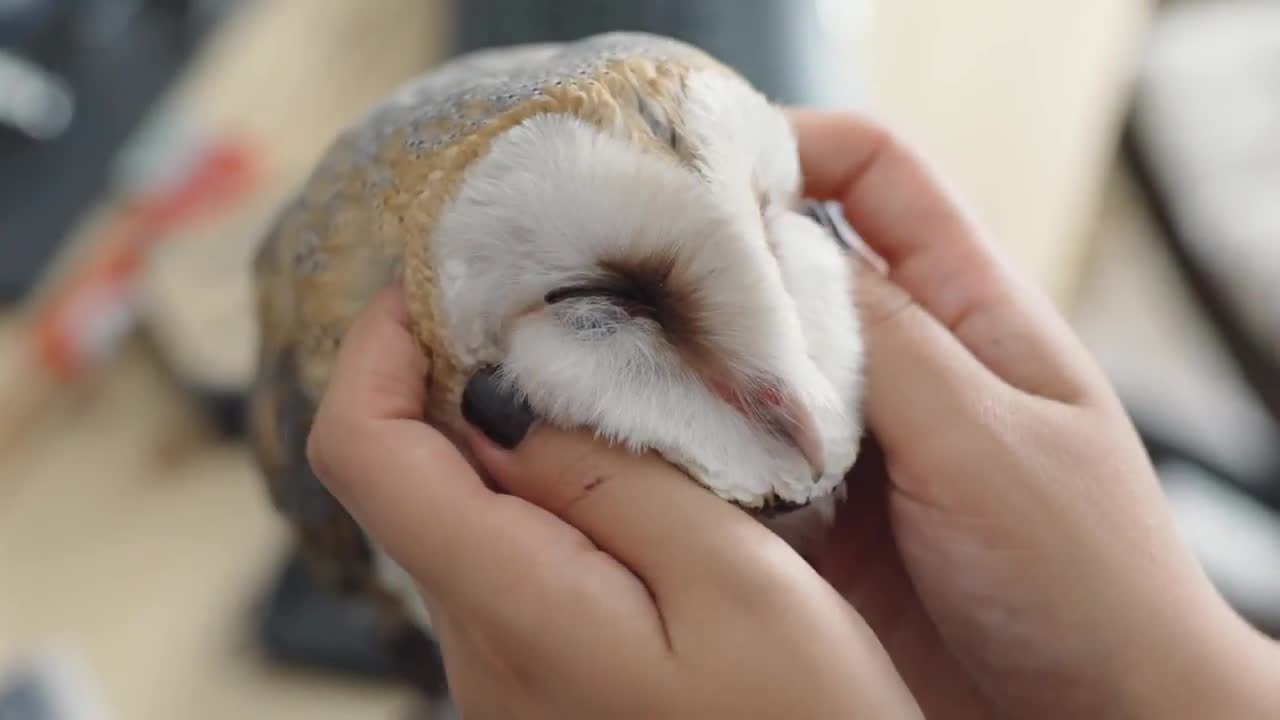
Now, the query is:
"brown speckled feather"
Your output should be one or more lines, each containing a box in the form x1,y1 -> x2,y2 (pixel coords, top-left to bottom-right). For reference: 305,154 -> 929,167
246,31 -> 750,684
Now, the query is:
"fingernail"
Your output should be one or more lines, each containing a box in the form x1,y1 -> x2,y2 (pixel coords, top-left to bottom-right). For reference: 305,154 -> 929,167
803,198 -> 889,274
461,366 -> 534,449
801,199 -> 852,253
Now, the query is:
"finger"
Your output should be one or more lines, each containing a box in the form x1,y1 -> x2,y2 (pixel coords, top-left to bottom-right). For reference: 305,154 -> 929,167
818,436 -> 999,719
308,285 -> 480,536
850,260 -> 1021,462
306,287 -> 618,610
787,108 -> 1101,403
313,283 -> 428,424
457,366 -> 792,615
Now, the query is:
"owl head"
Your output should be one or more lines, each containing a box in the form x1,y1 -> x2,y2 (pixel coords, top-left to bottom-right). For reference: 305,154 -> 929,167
427,68 -> 864,533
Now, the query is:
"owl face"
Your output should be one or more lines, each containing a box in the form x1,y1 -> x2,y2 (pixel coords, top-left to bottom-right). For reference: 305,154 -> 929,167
429,69 -> 863,519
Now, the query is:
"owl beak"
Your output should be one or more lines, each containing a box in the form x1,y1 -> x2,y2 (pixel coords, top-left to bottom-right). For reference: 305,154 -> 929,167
711,380 -> 826,479
773,392 -> 827,480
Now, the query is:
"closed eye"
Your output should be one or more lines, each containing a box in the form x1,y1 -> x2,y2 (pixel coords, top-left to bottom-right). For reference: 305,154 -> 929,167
544,283 -> 658,318
544,285 -> 620,304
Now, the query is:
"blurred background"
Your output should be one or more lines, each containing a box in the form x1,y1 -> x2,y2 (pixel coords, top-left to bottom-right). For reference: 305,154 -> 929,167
0,0 -> 1277,718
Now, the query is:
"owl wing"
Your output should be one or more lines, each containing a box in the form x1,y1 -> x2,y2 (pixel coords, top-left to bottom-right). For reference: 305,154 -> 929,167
245,36 -> 611,691
245,29 -> 737,690
246,133 -> 398,596
246,130 -> 443,693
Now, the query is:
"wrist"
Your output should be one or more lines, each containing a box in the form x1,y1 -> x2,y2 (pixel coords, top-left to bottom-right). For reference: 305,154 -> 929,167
1189,618 -> 1280,719
1122,595 -> 1280,720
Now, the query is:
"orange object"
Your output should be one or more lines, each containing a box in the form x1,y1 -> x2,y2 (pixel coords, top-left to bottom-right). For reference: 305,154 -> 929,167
30,137 -> 259,382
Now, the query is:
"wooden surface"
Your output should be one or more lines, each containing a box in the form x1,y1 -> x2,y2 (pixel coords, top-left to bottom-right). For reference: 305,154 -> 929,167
0,1 -> 1152,718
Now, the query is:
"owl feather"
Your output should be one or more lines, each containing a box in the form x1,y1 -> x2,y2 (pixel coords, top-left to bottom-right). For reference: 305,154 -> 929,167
247,31 -> 865,694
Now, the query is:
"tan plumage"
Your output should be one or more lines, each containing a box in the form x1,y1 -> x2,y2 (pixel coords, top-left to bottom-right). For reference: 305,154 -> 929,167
247,31 -> 865,697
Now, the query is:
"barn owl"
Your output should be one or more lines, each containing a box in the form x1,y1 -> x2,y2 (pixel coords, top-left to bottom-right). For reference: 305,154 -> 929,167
247,31 -> 864,696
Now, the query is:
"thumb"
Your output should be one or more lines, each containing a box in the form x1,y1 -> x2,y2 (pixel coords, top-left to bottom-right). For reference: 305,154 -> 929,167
307,287 -> 600,609
458,366 -> 790,612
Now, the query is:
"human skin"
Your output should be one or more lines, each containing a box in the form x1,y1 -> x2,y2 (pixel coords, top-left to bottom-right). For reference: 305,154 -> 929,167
786,108 -> 1280,719
305,109 -> 1280,719
304,287 -> 924,719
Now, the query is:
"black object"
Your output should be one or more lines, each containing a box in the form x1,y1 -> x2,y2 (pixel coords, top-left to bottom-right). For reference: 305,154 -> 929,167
194,387 -> 249,437
460,366 -> 536,449
256,552 -> 403,680
255,550 -> 450,696
449,0 -> 843,107
0,0 -> 232,304
802,199 -> 856,254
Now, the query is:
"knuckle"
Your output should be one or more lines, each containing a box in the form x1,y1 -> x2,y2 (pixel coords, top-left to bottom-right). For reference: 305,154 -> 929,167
856,276 -> 918,329
304,408 -> 358,484
826,110 -> 904,166
827,108 -> 895,144
857,117 -> 901,157
849,260 -> 918,327
303,423 -> 333,481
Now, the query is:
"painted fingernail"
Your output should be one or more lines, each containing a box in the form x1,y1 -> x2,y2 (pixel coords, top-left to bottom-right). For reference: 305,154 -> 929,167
461,366 -> 534,449
802,199 -> 889,272
801,199 -> 852,253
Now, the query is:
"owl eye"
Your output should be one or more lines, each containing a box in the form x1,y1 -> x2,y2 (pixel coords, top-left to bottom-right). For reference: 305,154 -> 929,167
544,283 -> 658,319
544,285 -> 616,304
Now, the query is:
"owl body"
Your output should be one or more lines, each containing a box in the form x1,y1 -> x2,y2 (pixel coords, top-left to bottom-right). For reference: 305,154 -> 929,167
248,31 -> 864,674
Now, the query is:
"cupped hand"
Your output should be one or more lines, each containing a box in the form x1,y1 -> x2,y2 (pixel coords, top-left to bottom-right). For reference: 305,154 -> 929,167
305,285 -> 923,719
787,109 -> 1280,720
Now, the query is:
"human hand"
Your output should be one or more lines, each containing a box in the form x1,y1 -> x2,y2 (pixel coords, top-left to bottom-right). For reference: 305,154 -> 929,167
305,286 -> 923,719
787,109 -> 1280,720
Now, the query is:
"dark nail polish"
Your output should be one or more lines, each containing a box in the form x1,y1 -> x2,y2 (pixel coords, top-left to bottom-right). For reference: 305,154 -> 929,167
461,366 -> 534,449
801,199 -> 855,254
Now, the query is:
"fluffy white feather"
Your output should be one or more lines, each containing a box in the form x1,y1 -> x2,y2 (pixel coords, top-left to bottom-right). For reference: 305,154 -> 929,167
426,68 -> 864,544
